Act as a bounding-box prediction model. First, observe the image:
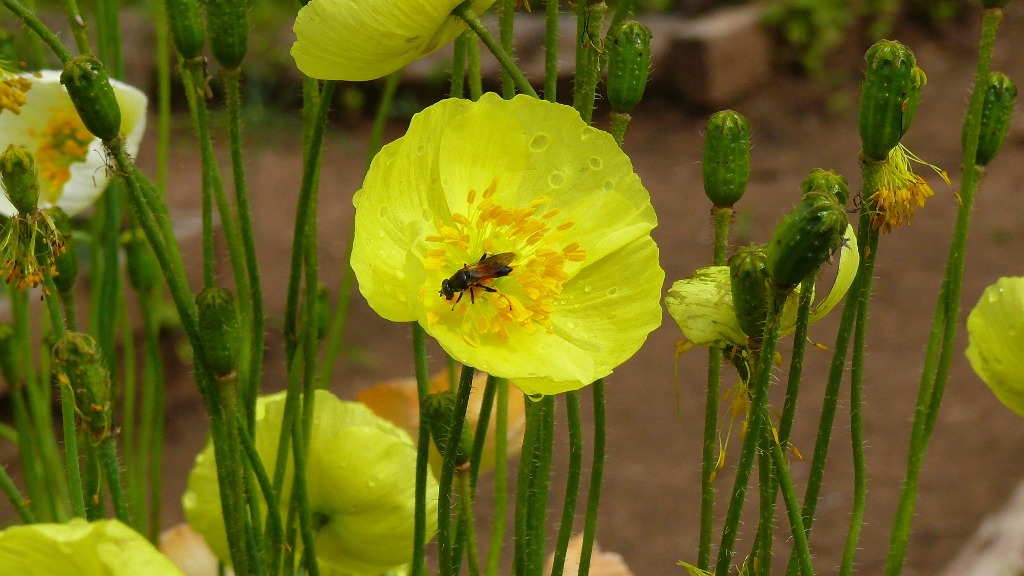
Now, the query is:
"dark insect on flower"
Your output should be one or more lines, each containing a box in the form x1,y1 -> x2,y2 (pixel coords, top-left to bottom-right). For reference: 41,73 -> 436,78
439,252 -> 515,308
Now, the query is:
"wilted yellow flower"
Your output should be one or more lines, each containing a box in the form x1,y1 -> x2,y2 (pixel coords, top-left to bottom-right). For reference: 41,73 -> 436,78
0,519 -> 183,576
0,70 -> 146,217
869,144 -> 949,233
351,93 -> 663,396
184,390 -> 435,576
966,277 -> 1024,417
664,225 -> 859,349
291,0 -> 497,81
358,369 -> 528,474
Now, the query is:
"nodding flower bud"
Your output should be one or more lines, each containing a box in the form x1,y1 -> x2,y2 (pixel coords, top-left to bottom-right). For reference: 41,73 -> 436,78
122,228 -> 162,292
46,207 -> 77,294
800,169 -> 850,206
52,332 -> 112,441
206,0 -> 248,70
60,56 -> 121,142
422,391 -> 473,467
965,72 -> 1017,167
703,110 -> 751,207
728,244 -> 770,342
317,283 -> 331,341
766,190 -> 848,290
166,0 -> 206,60
606,21 -> 652,114
902,66 -> 927,136
858,40 -> 917,162
196,287 -> 240,380
0,145 -> 38,214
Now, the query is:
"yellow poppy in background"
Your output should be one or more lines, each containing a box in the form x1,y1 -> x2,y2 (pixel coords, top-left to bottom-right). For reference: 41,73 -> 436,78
966,277 -> 1024,417
350,93 -> 664,396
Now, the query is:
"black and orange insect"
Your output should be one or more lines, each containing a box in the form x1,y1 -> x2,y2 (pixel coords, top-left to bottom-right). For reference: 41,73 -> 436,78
439,252 -> 515,307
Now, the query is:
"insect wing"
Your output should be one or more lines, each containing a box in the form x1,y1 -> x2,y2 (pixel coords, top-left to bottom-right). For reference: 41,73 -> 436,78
468,252 -> 515,280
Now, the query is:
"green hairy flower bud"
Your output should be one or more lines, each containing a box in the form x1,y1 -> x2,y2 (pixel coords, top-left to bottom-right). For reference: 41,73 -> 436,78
46,207 -> 77,294
800,168 -> 849,206
206,0 -> 248,70
902,66 -> 927,136
196,287 -> 240,379
60,56 -> 122,142
965,72 -> 1017,167
422,391 -> 473,467
53,332 -> 112,441
606,21 -> 652,114
703,110 -> 751,207
122,228 -> 162,292
0,145 -> 38,214
858,40 -> 917,161
166,0 -> 206,60
766,190 -> 848,289
728,244 -> 770,341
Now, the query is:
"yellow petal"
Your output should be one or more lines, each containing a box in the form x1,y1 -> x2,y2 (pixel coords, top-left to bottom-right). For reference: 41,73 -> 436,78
804,224 -> 859,326
966,277 -> 1024,417
665,266 -> 747,348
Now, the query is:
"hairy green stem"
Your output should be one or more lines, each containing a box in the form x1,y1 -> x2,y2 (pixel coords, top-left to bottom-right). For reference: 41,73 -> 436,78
153,0 -> 171,195
545,0 -> 558,101
2,0 -> 74,62
550,391 -> 582,576
452,31 -> 467,98
410,323 -> 431,576
770,427 -> 814,576
485,380 -> 509,576
237,411 -> 283,576
291,416 -> 320,576
514,394 -> 543,576
99,435 -> 131,524
0,463 -> 33,523
499,0 -> 515,98
438,365 -> 476,576
610,112 -> 631,147
756,426 -> 774,576
59,290 -> 78,332
59,384 -> 86,518
577,380 -> 606,576
527,396 -> 555,576
458,470 -> 481,576
83,439 -> 103,520
467,34 -> 482,101
572,0 -> 606,124
137,288 -> 166,542
455,3 -> 538,98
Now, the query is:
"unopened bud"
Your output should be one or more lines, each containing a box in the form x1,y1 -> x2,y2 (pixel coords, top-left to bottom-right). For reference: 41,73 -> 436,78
766,190 -> 848,290
0,145 -> 38,214
60,56 -> 121,142
206,0 -> 248,70
122,228 -> 162,292
703,110 -> 751,207
166,0 -> 206,60
196,287 -> 240,379
52,332 -> 112,441
800,169 -> 849,206
966,72 -> 1017,167
606,21 -> 652,114
859,40 -> 917,161
46,207 -> 77,294
422,391 -> 473,466
729,244 -> 769,342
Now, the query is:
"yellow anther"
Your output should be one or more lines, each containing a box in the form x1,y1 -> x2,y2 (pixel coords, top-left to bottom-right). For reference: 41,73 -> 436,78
557,221 -> 575,231
542,208 -> 560,219
467,189 -> 477,204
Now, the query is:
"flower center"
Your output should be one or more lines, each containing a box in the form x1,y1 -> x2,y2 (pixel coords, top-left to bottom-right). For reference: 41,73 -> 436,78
418,179 -> 586,347
29,108 -> 93,203
0,73 -> 31,115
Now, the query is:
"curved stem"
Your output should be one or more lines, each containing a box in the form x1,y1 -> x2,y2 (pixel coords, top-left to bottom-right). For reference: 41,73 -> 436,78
454,3 -> 538,99
577,379 -> 606,576
0,463 -> 33,523
770,430 -> 814,576
2,0 -> 74,63
99,436 -> 131,524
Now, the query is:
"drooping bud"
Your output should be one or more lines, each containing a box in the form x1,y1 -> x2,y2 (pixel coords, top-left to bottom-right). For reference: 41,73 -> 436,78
52,332 -> 112,441
859,40 -> 917,161
166,0 -> 206,60
195,287 -> 240,380
122,228 -> 162,292
422,391 -> 473,467
60,56 -> 121,142
703,110 -> 751,207
766,190 -> 848,290
317,283 -> 331,341
800,169 -> 849,206
901,66 -> 927,136
0,145 -> 38,214
45,207 -> 77,294
206,0 -> 248,70
965,72 -> 1017,167
606,21 -> 652,114
728,244 -> 770,342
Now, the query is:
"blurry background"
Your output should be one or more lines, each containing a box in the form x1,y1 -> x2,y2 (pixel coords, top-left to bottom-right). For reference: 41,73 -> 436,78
2,0 -> 1024,574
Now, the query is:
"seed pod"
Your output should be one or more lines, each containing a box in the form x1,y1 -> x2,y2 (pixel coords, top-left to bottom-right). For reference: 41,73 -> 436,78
196,287 -> 240,379
317,283 -> 330,341
60,56 -> 121,142
0,145 -> 38,214
728,244 -> 770,341
206,0 -> 248,70
800,169 -> 849,206
46,207 -> 77,294
703,110 -> 751,207
902,66 -> 927,136
122,228 -> 162,292
52,332 -> 112,441
964,72 -> 1017,167
606,21 -> 652,114
422,391 -> 473,467
167,0 -> 206,60
858,40 -> 916,162
766,190 -> 848,290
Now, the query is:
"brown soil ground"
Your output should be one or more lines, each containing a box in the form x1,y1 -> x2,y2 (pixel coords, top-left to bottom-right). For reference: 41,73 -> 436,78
4,5 -> 1024,576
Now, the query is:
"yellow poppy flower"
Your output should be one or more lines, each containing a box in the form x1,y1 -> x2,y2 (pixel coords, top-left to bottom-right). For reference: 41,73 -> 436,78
966,277 -> 1024,417
0,70 -> 147,217
357,369 -> 528,474
350,93 -> 664,396
291,0 -> 496,81
183,390 -> 435,576
0,519 -> 183,576
664,224 -> 859,348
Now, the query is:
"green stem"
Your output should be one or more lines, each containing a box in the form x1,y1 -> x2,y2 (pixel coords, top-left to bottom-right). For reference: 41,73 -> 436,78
499,0 -> 515,98
217,377 -> 252,576
59,383 -> 86,518
527,395 -> 555,576
572,0 -> 606,124
59,290 -> 78,332
83,438 -> 103,520
137,288 -> 166,543
884,9 -> 1003,575
93,181 -> 124,379
2,0 -> 74,63
454,374 -> 500,574
59,0 -> 90,55
577,380 -> 606,576
514,394 -> 543,576
770,428 -> 814,576
454,2 -> 538,98
99,435 -> 131,524
778,278 -> 814,446
756,427 -> 774,576
119,288 -> 143,533
714,291 -> 787,576
410,323 -> 431,576
467,33 -> 482,101
94,0 -> 123,78
545,0 -> 558,102
0,462 -> 33,523
237,412 -> 282,576
484,381 -> 509,576
605,0 -> 633,35
609,112 -> 631,147
452,31 -> 467,98
153,0 -> 171,195
438,365 -> 476,576
291,416 -> 320,576
550,391 -> 582,576
9,386 -> 46,521
458,470 -> 481,576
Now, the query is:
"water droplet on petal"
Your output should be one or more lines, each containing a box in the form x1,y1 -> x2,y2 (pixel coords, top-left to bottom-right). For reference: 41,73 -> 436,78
548,171 -> 566,188
589,157 -> 603,170
379,206 -> 389,218
378,230 -> 386,238
584,285 -> 592,293
581,127 -> 598,140
608,287 -> 618,296
367,475 -> 378,487
395,268 -> 406,279
416,144 -> 426,154
604,179 -> 615,191
530,133 -> 551,151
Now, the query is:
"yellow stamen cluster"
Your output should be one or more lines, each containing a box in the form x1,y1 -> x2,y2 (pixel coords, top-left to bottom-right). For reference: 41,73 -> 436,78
869,144 -> 949,233
0,210 -> 67,291
29,109 -> 93,203
0,73 -> 31,115
420,179 -> 586,346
